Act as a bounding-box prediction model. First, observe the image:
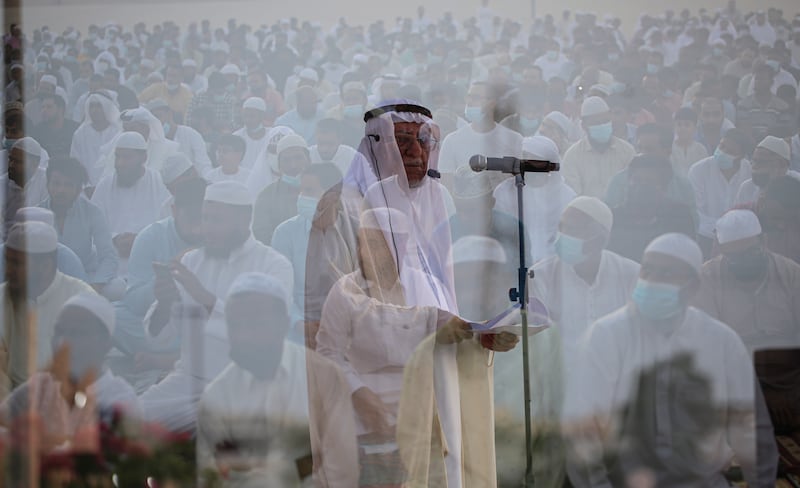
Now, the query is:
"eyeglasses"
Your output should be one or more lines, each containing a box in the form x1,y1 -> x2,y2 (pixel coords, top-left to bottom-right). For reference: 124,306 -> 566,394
394,132 -> 438,152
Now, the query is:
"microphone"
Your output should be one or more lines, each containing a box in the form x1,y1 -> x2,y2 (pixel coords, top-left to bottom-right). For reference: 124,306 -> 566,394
469,155 -> 559,174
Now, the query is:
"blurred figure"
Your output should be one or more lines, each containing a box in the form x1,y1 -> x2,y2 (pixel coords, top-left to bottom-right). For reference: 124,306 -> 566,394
756,175 -> 800,264
0,222 -> 94,390
207,134 -> 250,187
69,91 -> 121,187
564,233 -> 776,487
1,138 -> 49,236
0,294 -> 140,452
310,118 -> 359,175
608,154 -> 695,262
232,97 -> 269,171
670,107 -> 708,178
736,62 -> 793,143
562,96 -> 636,198
197,272 -> 358,487
736,136 -> 798,206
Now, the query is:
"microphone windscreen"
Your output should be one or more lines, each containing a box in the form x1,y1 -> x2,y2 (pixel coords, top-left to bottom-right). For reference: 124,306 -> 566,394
469,154 -> 486,172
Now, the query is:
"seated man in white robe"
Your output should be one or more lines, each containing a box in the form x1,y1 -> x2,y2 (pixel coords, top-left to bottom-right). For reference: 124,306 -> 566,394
563,233 -> 777,487
69,91 -> 121,187
232,97 -> 270,171
0,293 -> 141,454
0,222 -> 95,392
1,137 -> 49,237
90,132 -> 170,260
198,272 -> 358,487
141,181 -> 293,433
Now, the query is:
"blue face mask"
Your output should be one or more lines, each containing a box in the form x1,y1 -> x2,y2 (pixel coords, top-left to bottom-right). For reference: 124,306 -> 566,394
587,122 -> 613,145
554,232 -> 587,265
342,104 -> 363,119
646,63 -> 660,74
3,138 -> 18,151
296,195 -> 319,220
608,52 -> 620,62
162,123 -> 171,135
631,279 -> 684,321
464,106 -> 483,123
546,50 -> 559,61
713,147 -> 735,170
281,174 -> 301,188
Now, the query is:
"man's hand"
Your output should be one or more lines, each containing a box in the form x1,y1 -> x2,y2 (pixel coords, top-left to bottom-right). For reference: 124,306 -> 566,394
50,343 -> 97,407
113,233 -> 137,258
480,332 -> 519,352
352,387 -> 392,436
436,316 -> 473,344
304,321 -> 320,350
170,261 -> 216,312
153,262 -> 180,304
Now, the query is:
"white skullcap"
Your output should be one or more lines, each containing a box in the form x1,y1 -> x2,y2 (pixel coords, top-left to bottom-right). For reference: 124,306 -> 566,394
161,153 -> 194,184
543,111 -> 573,136
757,135 -> 790,161
643,233 -> 703,274
220,63 -> 241,76
6,221 -> 58,253
115,131 -> 148,150
182,59 -> 197,68
715,210 -> 762,245
298,67 -> 319,82
140,58 -> 155,69
121,107 -> 153,124
60,292 -> 115,335
342,81 -> 366,94
15,207 -> 55,227
277,134 -> 308,156
589,84 -> 611,97
453,165 -> 493,199
40,74 -> 57,86
580,96 -> 610,118
204,181 -> 252,206
210,41 -> 230,53
9,63 -> 24,72
711,38 -> 726,47
225,271 -> 290,306
360,207 -> 410,234
452,236 -> 507,265
242,96 -> 267,112
522,135 -> 561,165
352,53 -> 369,65
11,137 -> 43,158
565,196 -> 613,232
147,72 -> 164,82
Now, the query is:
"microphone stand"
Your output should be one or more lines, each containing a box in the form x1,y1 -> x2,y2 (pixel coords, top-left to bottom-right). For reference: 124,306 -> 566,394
509,170 -> 535,487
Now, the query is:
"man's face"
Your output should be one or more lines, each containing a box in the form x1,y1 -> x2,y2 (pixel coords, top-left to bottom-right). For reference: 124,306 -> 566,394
47,169 -> 82,208
636,134 -> 664,156
8,148 -> 39,187
296,91 -> 318,118
719,137 -> 743,160
278,147 -> 310,177
315,131 -> 339,160
182,66 -> 196,81
699,100 -> 723,127
466,84 -> 492,113
751,147 -> 787,188
639,251 -> 696,290
753,68 -> 774,93
38,82 -> 55,95
79,62 -> 93,79
88,101 -> 107,126
40,98 -> 61,124
674,119 -> 696,140
5,248 -> 56,299
165,66 -> 182,85
242,108 -> 264,131
247,73 -> 266,94
114,148 -> 146,187
216,144 -> 243,168
201,201 -> 251,257
394,122 -> 432,188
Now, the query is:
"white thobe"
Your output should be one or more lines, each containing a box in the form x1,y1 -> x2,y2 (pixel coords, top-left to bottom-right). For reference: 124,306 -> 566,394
564,305 -> 775,488
688,156 -> 752,238
438,123 -> 523,176
140,237 -> 293,432
172,125 -> 213,178
70,123 -> 121,185
197,343 -> 358,488
492,174 -> 576,266
0,273 -> 94,387
90,168 -> 170,236
232,128 -> 269,171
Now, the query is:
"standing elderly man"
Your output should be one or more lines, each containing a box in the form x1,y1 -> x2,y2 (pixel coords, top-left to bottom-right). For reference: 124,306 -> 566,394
308,100 -> 517,487
0,222 -> 94,393
563,233 -> 777,487
561,96 -> 636,198
141,181 -> 293,433
90,132 -> 170,260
